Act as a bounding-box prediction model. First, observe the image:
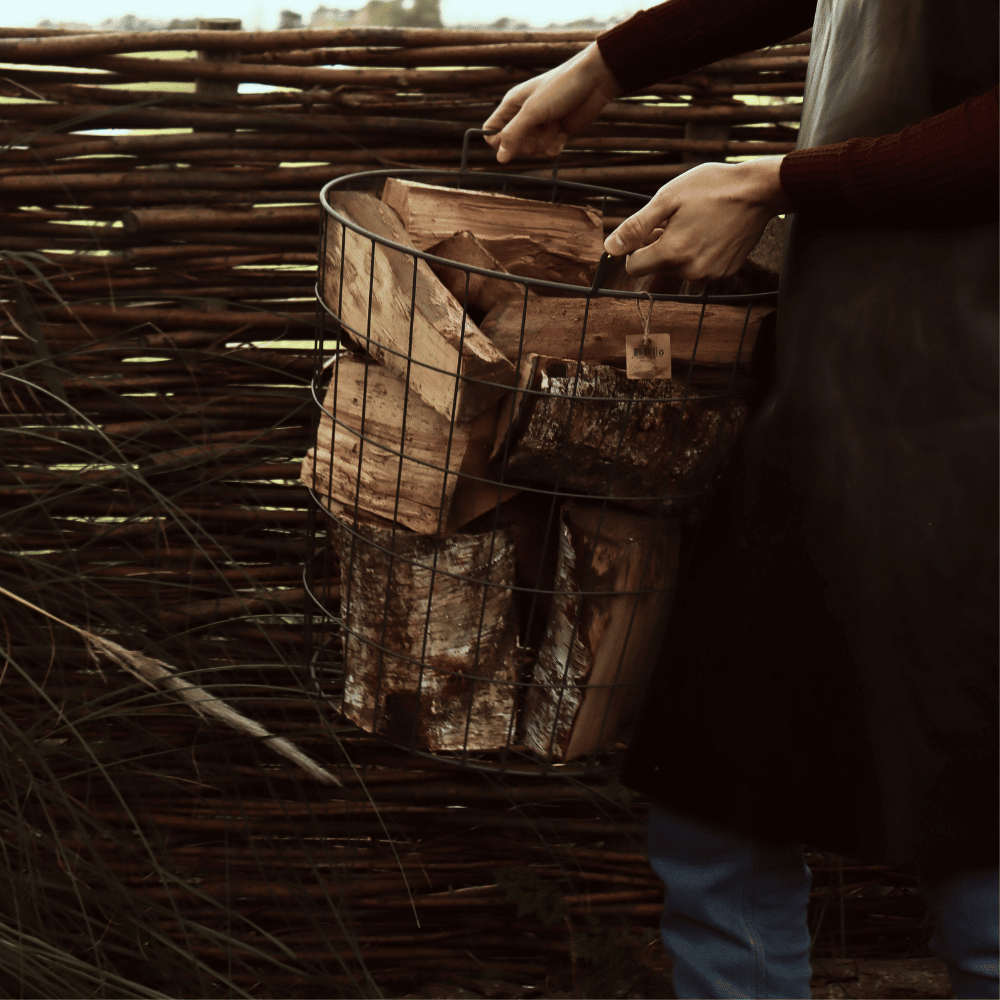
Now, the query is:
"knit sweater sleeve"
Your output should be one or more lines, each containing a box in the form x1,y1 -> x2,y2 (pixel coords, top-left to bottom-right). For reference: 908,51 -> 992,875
598,2 -> 998,224
596,0 -> 816,94
779,86 -> 1000,223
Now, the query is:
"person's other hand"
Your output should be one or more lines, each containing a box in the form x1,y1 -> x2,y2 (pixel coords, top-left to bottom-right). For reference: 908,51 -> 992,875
604,157 -> 792,281
483,42 -> 622,163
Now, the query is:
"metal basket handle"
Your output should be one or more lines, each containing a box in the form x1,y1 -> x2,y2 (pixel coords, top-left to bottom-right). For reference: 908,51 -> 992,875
460,127 -> 561,200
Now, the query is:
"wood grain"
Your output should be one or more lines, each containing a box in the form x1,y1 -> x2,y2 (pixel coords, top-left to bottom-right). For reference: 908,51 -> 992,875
427,230 -> 519,315
381,178 -> 603,287
321,190 -> 515,422
301,354 -> 504,536
480,293 -> 766,372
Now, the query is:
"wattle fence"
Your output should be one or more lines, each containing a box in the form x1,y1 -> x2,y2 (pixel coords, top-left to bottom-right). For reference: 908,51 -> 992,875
0,26 -> 933,1000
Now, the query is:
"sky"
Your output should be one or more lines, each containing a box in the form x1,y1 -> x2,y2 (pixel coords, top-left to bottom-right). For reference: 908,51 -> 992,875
11,0 -> 637,30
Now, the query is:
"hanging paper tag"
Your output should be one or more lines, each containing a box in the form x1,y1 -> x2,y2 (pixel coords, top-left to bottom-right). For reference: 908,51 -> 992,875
625,333 -> 671,380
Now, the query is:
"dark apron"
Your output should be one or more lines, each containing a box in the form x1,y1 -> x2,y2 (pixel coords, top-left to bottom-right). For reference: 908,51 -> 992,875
620,0 -> 998,870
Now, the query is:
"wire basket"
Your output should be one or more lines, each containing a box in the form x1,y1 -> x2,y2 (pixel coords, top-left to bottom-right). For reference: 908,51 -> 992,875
302,132 -> 778,776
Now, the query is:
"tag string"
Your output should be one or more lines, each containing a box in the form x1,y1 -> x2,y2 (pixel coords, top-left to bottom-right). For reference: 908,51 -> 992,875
635,292 -> 653,346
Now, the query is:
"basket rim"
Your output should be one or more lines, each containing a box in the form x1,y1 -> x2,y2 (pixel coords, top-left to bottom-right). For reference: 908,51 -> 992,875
319,167 -> 779,307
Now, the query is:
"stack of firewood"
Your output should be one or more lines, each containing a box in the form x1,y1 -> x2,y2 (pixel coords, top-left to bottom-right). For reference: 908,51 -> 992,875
302,177 -> 771,762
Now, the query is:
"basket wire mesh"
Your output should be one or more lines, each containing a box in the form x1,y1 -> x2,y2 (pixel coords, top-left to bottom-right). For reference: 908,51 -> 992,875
303,132 -> 778,776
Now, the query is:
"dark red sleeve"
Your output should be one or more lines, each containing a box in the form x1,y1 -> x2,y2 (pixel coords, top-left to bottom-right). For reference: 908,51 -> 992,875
597,0 -> 816,94
780,86 -> 1000,223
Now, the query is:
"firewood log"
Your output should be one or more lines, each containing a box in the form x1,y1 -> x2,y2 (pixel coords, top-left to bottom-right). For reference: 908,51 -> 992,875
480,294 -> 767,380
427,230 -> 520,317
522,501 -> 680,761
495,356 -> 747,519
321,190 -> 515,422
461,492 -> 564,651
301,353 -> 509,536
333,516 -> 520,752
381,178 -> 602,287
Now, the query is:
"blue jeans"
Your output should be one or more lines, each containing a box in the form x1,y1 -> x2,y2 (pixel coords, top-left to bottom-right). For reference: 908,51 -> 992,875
648,803 -> 999,999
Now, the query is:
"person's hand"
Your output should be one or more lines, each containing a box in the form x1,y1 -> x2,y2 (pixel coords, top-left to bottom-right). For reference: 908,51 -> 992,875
605,156 -> 793,281
483,43 -> 623,163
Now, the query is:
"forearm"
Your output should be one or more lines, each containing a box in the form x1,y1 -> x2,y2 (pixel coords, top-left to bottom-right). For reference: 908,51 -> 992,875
597,0 -> 816,95
780,86 -> 1000,224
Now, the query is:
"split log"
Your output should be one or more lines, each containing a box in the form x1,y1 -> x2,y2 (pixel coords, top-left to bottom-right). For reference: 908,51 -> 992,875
495,356 -> 748,518
301,353 -> 508,536
461,492 -> 562,651
427,230 -> 519,317
380,178 -> 603,287
321,190 -> 515,422
522,502 -> 680,761
480,294 -> 765,383
333,517 -> 520,752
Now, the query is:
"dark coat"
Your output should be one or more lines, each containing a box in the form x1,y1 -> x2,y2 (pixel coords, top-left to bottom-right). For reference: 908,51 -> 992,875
620,0 -> 999,872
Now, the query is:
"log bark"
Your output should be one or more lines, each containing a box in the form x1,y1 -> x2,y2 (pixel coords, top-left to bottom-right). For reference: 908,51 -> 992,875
380,178 -> 603,287
301,353 -> 505,536
496,356 -> 748,518
480,294 -> 765,381
333,516 -> 520,752
321,190 -> 515,422
522,502 -> 680,762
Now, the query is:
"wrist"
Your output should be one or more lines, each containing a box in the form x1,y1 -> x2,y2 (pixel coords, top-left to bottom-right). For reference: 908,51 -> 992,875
582,41 -> 625,99
737,155 -> 793,217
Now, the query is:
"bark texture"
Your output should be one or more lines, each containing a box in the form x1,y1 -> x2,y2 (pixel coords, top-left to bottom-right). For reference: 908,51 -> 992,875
523,501 -> 680,761
381,178 -> 603,287
334,518 -> 521,752
497,356 -> 748,518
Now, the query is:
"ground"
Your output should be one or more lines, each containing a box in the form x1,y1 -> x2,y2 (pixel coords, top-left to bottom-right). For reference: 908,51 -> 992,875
400,943 -> 956,999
